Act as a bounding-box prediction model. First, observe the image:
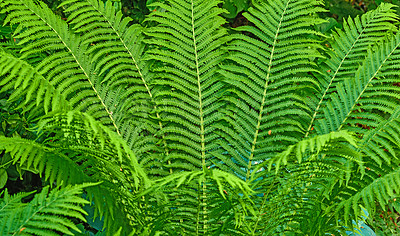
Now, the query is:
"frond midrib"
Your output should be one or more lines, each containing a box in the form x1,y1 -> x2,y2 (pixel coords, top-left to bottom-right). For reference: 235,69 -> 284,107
189,0 -> 207,233
10,188 -> 76,235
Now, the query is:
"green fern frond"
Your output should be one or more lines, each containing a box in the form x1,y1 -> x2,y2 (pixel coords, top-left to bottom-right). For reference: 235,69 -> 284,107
150,169 -> 253,200
144,0 -> 228,232
357,107 -> 400,168
218,0 -> 325,180
36,110 -> 155,233
327,109 -> 400,227
245,165 -> 325,234
59,0 -> 161,159
265,130 -> 359,173
0,136 -> 65,181
317,32 -> 400,135
3,0 -> 400,234
145,0 -> 227,171
0,110 -> 150,234
0,51 -> 71,114
38,110 -> 149,185
0,0 -> 120,133
0,183 -> 96,235
139,169 -> 254,234
306,3 -> 398,137
334,165 -> 400,226
0,189 -> 33,218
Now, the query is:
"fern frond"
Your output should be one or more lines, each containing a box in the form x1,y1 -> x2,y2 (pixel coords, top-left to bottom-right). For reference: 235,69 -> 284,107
0,135 -> 124,227
139,169 -> 254,234
0,183 -> 96,235
334,164 -> 400,226
145,0 -> 227,171
357,107 -> 400,168
325,109 -> 400,227
305,3 -> 398,137
0,189 -> 33,218
0,0 -> 120,133
36,110 -> 154,233
317,32 -> 400,135
39,110 -> 150,185
3,0 -> 400,234
59,0 -> 163,166
150,169 -> 253,200
265,130 -> 359,173
0,109 -> 152,234
243,163 -> 327,234
0,51 -> 70,114
218,0 -> 325,180
144,0 -> 229,232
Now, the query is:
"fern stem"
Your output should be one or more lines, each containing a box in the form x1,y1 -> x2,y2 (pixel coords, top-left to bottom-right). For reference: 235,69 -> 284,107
250,178 -> 277,235
245,0 -> 290,182
190,0 -> 207,232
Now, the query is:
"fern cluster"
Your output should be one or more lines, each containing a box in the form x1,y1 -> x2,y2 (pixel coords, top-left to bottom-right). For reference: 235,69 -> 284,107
1,0 -> 400,235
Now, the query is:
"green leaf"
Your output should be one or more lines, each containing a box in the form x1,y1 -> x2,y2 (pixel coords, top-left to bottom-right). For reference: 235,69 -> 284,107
0,169 -> 7,189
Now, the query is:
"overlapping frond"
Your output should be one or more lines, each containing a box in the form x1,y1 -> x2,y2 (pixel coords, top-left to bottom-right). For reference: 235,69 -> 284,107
59,0 -> 162,168
37,110 -> 154,233
0,136 -> 133,234
311,25 -> 400,232
139,168 -> 254,234
266,130 -> 359,173
242,162 -> 329,234
2,0 -> 400,234
0,109 -> 152,234
38,110 -> 149,185
335,164 -> 400,226
0,51 -> 70,114
0,183 -> 94,235
317,32 -> 400,135
306,3 -> 398,137
322,111 -> 400,228
241,130 -> 360,234
0,0 -> 120,133
358,107 -> 400,167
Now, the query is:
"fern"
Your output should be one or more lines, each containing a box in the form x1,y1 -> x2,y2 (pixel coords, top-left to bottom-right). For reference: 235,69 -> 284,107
1,0 -> 119,130
218,0 -> 326,181
266,130 -> 360,173
0,125 -> 145,233
305,3 -> 398,137
0,51 -> 71,114
143,0 -> 230,233
0,183 -> 95,235
2,0 -> 400,235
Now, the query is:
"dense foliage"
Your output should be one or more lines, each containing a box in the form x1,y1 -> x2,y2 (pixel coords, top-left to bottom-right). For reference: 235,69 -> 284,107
1,0 -> 400,235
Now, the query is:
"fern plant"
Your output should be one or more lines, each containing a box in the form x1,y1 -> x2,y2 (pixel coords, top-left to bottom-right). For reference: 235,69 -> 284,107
1,0 -> 400,235
0,183 -> 96,235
